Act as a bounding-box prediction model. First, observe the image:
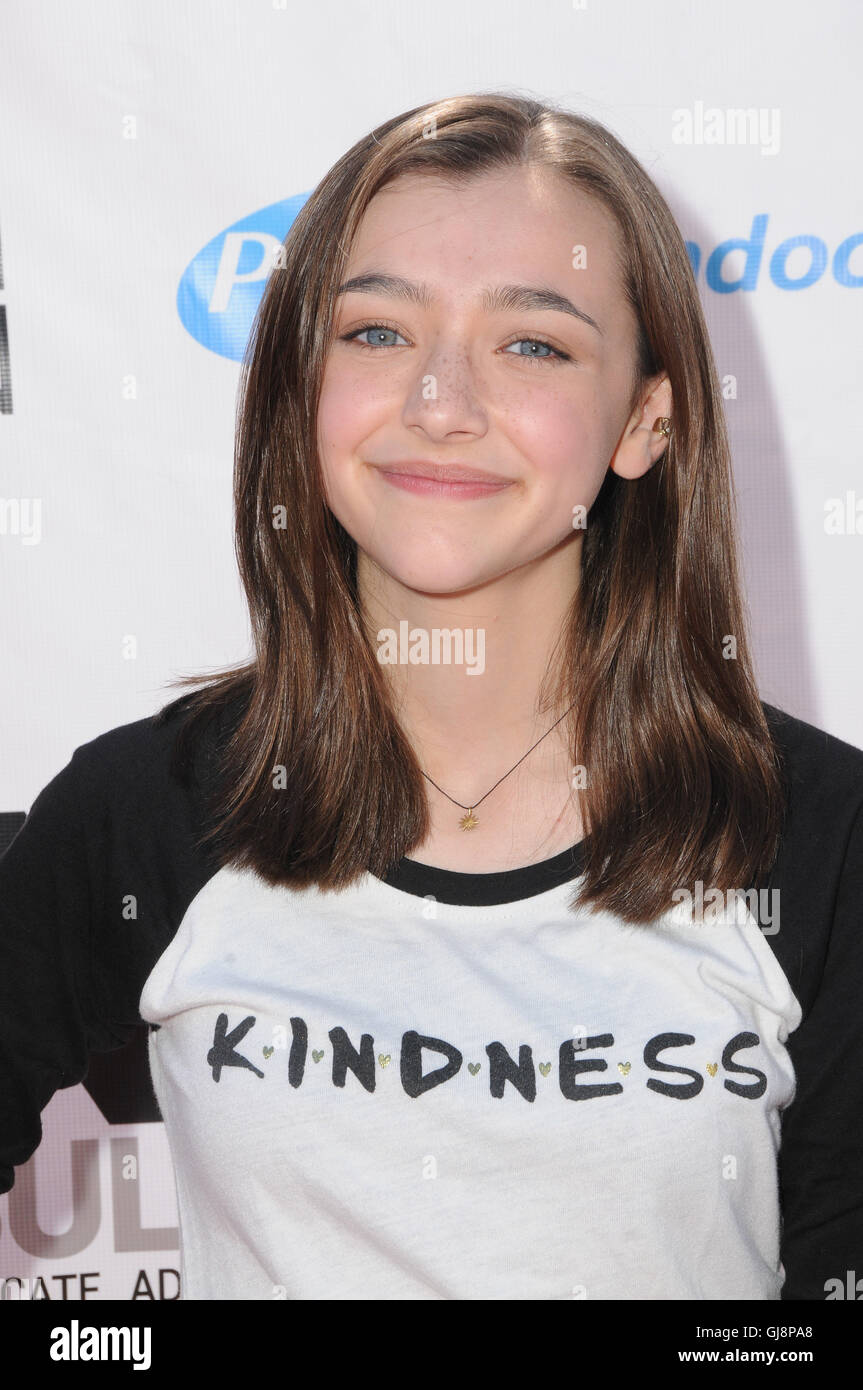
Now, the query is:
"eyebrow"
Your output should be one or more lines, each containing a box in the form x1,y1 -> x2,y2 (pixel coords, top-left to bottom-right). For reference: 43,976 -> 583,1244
336,272 -> 603,335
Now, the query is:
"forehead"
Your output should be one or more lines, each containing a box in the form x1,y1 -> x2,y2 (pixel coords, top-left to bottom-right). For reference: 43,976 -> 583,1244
343,166 -> 628,308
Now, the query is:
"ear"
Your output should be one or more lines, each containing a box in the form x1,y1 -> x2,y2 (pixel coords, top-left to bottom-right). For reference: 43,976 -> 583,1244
608,374 -> 673,480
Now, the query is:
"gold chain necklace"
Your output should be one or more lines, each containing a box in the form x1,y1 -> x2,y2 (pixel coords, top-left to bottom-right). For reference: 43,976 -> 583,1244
420,703 -> 576,831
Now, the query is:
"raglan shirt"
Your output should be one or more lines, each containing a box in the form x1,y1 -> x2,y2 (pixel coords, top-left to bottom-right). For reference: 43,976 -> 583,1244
1,697 -> 862,1301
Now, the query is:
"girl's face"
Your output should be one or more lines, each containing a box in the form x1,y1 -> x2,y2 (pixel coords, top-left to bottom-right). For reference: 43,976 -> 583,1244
317,164 -> 667,596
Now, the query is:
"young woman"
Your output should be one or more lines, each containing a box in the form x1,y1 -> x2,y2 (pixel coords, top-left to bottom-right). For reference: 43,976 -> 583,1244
2,93 -> 862,1302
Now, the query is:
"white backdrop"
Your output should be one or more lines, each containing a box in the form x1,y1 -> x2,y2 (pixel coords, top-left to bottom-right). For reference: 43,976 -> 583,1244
1,0 -> 861,1299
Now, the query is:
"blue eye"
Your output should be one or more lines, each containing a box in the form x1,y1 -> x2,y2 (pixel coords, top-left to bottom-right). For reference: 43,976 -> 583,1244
343,323 -> 408,348
503,338 -> 568,363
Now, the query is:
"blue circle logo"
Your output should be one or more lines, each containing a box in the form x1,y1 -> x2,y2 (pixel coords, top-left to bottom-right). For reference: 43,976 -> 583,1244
177,193 -> 310,360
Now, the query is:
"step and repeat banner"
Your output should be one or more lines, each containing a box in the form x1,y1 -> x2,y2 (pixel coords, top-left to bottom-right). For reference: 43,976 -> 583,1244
1,0 -> 861,1299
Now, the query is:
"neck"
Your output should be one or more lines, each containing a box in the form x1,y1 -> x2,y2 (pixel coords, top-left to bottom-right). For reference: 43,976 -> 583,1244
357,538 -> 581,784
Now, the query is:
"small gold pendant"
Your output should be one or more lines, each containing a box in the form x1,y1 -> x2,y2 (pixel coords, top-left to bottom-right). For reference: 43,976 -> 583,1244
459,808 -> 479,831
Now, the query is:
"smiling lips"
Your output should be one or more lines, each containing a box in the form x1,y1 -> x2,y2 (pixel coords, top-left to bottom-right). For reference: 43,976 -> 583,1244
372,461 -> 514,499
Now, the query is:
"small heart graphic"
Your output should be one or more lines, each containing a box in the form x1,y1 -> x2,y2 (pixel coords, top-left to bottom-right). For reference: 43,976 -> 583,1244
468,1062 -> 481,1075
706,1062 -> 718,1077
617,1062 -> 631,1076
312,1049 -> 324,1063
539,1062 -> 551,1077
378,1053 -> 391,1069
263,1046 -> 274,1059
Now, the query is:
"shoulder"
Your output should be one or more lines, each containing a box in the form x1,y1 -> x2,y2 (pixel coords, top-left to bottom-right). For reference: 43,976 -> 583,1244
763,699 -> 863,802
69,688 -> 220,781
5,687 -> 244,975
64,687 -> 241,837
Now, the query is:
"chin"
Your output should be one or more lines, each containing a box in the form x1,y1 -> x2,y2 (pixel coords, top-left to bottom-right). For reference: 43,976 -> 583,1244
369,542 -> 494,586
374,552 -> 497,597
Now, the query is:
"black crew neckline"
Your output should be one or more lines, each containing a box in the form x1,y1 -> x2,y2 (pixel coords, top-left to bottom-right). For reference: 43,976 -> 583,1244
379,837 -> 587,907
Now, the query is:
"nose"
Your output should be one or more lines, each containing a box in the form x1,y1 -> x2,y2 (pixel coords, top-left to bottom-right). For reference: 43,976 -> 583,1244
400,343 -> 489,442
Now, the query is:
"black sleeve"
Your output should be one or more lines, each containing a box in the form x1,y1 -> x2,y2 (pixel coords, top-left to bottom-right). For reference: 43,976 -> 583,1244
0,704 -> 227,1197
0,748 -> 137,1196
778,795 -> 863,1299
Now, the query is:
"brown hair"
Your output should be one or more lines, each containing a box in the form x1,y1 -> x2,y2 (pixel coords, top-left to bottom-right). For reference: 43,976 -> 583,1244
157,91 -> 787,923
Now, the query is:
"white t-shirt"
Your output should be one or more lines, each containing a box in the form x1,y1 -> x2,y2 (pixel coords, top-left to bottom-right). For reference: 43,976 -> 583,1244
141,859 -> 797,1300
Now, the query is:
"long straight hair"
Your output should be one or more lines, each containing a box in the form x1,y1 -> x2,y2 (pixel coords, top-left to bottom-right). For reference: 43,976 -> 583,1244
157,92 -> 787,923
